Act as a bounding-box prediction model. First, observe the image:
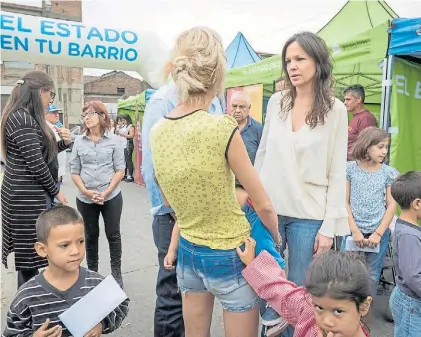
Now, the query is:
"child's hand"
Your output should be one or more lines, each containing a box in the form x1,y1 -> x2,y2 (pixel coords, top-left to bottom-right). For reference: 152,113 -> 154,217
367,232 -> 381,248
351,229 -> 366,248
317,328 -> 334,337
34,319 -> 62,337
84,322 -> 102,337
236,237 -> 256,266
164,250 -> 177,270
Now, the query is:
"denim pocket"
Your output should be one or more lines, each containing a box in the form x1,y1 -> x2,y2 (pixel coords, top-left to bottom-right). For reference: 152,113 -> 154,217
390,288 -> 404,327
201,255 -> 240,294
176,247 -> 184,280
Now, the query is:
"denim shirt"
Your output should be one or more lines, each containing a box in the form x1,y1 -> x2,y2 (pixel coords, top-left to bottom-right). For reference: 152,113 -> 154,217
240,116 -> 263,165
69,131 -> 125,204
141,82 -> 224,216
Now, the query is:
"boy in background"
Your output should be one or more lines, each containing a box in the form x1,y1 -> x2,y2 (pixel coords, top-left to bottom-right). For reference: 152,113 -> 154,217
389,171 -> 421,337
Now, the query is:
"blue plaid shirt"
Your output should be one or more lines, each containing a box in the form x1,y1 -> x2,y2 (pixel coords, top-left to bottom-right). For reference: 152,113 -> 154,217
141,83 -> 224,216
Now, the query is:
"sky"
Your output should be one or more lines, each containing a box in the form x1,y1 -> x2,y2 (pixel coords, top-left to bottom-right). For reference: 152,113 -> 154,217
3,0 -> 421,78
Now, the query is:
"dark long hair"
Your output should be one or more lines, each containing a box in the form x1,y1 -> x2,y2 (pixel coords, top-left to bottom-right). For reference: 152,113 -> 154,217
280,32 -> 334,129
306,251 -> 371,310
1,71 -> 57,163
120,114 -> 133,126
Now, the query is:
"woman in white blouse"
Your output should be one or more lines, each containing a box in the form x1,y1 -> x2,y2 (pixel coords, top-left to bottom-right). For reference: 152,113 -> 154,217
255,32 -> 349,293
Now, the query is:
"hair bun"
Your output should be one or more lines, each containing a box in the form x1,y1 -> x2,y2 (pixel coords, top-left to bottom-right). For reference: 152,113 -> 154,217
172,56 -> 192,74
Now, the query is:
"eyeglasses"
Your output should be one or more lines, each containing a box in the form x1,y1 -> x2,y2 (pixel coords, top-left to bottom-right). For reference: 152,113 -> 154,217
50,91 -> 56,102
80,111 -> 104,119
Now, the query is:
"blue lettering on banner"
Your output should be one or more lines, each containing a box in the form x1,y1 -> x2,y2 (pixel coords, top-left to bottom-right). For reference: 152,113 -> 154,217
121,31 -> 137,44
71,24 -> 85,39
17,17 -> 32,33
0,14 -> 14,31
87,27 -> 104,41
56,23 -> 71,38
35,38 -> 48,53
0,35 -> 29,51
1,13 -> 140,63
104,29 -> 119,42
40,20 -> 55,36
68,42 -> 80,56
0,35 -> 12,50
0,14 -> 32,33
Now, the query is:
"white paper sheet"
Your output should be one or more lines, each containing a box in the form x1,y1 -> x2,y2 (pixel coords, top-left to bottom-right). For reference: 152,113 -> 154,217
58,275 -> 127,337
345,236 -> 380,253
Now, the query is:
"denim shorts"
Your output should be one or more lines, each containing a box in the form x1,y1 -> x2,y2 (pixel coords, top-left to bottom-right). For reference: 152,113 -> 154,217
177,236 -> 259,312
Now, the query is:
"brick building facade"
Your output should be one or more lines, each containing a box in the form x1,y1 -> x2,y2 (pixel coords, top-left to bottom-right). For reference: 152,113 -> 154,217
84,71 -> 150,116
0,1 -> 83,128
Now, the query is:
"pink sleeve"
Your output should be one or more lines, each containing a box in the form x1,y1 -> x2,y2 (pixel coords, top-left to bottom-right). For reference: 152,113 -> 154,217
242,251 -> 318,337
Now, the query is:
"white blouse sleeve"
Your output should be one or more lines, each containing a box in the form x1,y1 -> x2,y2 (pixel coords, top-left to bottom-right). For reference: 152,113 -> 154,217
319,101 -> 350,237
254,92 -> 281,174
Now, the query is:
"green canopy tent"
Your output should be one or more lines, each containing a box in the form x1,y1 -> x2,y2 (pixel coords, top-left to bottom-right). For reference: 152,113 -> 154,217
318,0 -> 397,120
117,91 -> 147,122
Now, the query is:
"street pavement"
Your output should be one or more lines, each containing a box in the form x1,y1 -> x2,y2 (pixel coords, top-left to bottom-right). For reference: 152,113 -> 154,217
1,174 -> 394,336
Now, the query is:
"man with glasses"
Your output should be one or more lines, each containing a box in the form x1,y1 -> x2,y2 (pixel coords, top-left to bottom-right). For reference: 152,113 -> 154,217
230,91 -> 263,165
343,85 -> 378,161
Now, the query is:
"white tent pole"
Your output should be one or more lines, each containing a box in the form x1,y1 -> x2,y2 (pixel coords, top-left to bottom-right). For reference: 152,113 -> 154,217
384,55 -> 395,132
380,55 -> 395,131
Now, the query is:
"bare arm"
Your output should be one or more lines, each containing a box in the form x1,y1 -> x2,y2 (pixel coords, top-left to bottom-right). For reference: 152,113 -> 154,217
376,186 -> 397,235
346,180 -> 360,234
227,131 -> 279,243
104,170 -> 125,197
71,174 -> 91,197
168,224 -> 181,253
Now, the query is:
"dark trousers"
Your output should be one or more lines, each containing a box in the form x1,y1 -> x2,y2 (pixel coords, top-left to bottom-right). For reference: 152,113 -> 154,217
124,142 -> 134,177
17,269 -> 39,288
152,214 -> 185,337
76,193 -> 123,272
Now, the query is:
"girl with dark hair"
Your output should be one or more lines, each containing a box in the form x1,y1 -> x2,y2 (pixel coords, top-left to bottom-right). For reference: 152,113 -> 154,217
254,32 -> 349,334
342,127 -> 398,298
69,100 -> 125,288
1,70 -> 71,288
238,237 -> 372,337
115,114 -> 135,182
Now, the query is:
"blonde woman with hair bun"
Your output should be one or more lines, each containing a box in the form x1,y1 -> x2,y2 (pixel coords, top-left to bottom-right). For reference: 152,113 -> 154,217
149,27 -> 280,337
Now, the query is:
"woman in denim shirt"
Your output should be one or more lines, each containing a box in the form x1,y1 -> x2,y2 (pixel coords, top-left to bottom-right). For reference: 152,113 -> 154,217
69,100 -> 125,288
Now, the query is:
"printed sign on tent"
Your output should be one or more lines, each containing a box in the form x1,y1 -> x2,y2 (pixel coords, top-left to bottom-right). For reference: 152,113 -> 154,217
226,83 -> 264,123
389,58 -> 421,174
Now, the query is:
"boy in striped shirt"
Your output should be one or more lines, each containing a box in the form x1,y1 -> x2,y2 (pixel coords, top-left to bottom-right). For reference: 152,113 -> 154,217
3,206 -> 129,337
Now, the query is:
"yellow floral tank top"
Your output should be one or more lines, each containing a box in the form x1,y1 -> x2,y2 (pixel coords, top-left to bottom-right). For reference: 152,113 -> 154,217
150,110 -> 250,250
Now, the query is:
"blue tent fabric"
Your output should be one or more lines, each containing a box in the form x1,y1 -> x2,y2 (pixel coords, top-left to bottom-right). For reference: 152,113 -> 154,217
145,89 -> 156,103
225,32 -> 261,69
389,18 -> 421,58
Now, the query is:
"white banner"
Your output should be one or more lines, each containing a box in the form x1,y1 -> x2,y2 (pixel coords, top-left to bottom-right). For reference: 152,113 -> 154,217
0,11 -> 169,88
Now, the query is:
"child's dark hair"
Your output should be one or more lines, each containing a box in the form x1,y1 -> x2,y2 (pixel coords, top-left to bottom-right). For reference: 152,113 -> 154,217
305,250 -> 371,310
36,205 -> 84,243
391,171 -> 421,209
352,127 -> 389,161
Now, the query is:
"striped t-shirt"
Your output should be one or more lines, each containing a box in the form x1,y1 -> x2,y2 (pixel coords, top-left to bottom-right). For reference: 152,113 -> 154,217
2,267 -> 130,336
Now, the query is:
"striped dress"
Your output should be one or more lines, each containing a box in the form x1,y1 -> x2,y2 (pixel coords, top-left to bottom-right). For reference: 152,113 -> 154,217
2,267 -> 130,336
1,109 -> 67,270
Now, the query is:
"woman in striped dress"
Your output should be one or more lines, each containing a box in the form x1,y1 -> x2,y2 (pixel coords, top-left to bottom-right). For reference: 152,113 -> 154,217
1,71 -> 71,288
